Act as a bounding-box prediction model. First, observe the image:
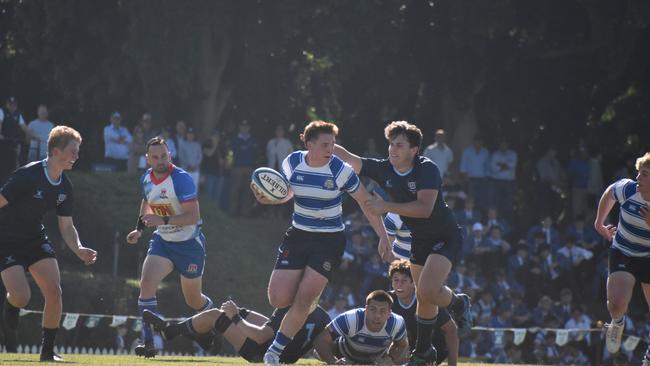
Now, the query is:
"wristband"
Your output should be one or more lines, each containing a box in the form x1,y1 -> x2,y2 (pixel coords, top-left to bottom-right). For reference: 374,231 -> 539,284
136,216 -> 146,231
163,216 -> 170,225
232,314 -> 242,324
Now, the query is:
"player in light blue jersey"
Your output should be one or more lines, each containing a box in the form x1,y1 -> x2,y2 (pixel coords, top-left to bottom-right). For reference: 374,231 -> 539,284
126,137 -> 213,358
384,212 -> 412,260
251,121 -> 389,366
314,290 -> 409,364
594,152 -> 650,360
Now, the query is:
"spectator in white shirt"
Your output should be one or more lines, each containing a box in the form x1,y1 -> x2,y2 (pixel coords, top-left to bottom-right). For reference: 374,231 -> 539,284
423,129 -> 454,178
266,125 -> 293,171
103,111 -> 132,171
564,307 -> 592,345
27,104 -> 54,161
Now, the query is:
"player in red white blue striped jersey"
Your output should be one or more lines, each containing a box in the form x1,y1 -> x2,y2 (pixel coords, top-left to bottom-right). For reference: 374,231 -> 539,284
594,152 -> 650,360
126,137 -> 213,358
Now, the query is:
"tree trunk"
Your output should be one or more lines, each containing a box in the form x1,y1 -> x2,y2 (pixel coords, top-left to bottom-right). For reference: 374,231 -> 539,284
195,25 -> 232,137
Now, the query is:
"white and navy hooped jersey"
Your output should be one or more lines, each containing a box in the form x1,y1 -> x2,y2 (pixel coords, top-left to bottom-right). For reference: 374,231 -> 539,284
281,151 -> 360,232
141,165 -> 201,242
329,308 -> 406,363
611,179 -> 650,257
384,212 -> 412,260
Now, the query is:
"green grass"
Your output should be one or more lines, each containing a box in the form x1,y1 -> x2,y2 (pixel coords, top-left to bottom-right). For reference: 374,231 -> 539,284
0,353 -> 533,365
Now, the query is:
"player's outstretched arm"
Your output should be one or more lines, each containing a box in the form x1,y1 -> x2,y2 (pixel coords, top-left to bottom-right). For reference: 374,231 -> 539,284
312,328 -> 340,365
350,185 -> 392,262
365,189 -> 437,219
334,144 -> 362,174
57,216 -> 97,265
594,184 -> 617,242
387,337 -> 410,365
221,300 -> 274,344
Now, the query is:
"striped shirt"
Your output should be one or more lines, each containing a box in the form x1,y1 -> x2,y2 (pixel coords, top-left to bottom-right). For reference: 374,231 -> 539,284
141,165 -> 201,242
384,213 -> 412,260
329,308 -> 406,363
282,151 -> 360,232
611,179 -> 650,257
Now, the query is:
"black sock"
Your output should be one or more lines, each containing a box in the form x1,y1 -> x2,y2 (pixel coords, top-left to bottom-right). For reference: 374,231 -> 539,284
41,327 -> 58,353
414,315 -> 437,354
3,301 -> 20,329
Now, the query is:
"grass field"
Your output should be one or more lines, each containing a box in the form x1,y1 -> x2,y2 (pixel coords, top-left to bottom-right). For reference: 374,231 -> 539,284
0,353 -> 537,366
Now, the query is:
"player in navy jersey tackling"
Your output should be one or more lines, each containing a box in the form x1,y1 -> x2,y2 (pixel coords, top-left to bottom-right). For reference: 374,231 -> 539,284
334,121 -> 471,365
250,121 -> 389,366
389,259 -> 459,366
314,290 -> 409,365
126,137 -> 213,358
142,299 -> 330,363
594,152 -> 650,363
0,126 -> 97,362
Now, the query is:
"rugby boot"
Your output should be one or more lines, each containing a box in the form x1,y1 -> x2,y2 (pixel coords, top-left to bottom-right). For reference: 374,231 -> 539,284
263,351 -> 280,366
605,317 -> 624,354
407,346 -> 437,366
449,293 -> 473,338
134,340 -> 157,358
39,350 -> 64,362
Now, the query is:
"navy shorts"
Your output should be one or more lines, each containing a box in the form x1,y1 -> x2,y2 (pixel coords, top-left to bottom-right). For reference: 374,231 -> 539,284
147,233 -> 206,278
274,227 -> 346,281
410,225 -> 462,267
0,237 -> 57,272
608,246 -> 650,284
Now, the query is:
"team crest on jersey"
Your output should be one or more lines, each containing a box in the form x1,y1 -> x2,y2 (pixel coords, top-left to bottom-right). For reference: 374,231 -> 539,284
432,242 -> 444,251
41,243 -> 55,255
56,194 -> 67,204
33,190 -> 44,199
407,181 -> 416,193
323,178 -> 335,190
322,261 -> 332,272
4,256 -> 16,265
187,263 -> 198,273
159,189 -> 168,199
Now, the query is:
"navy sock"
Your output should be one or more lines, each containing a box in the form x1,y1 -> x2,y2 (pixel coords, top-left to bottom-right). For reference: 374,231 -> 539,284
414,315 -> 437,354
138,297 -> 158,343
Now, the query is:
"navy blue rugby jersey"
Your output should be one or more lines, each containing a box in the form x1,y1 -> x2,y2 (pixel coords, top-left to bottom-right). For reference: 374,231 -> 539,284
0,159 -> 74,244
360,155 -> 458,240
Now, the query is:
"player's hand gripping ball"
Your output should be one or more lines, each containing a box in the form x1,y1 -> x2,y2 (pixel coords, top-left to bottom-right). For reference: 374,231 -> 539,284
251,167 -> 289,202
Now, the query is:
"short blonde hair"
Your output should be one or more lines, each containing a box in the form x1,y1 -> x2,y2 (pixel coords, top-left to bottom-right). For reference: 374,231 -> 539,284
48,126 -> 82,156
635,152 -> 650,171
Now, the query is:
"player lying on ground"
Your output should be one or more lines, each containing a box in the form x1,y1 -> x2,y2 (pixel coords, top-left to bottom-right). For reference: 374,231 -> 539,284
143,299 -> 330,363
313,290 -> 410,365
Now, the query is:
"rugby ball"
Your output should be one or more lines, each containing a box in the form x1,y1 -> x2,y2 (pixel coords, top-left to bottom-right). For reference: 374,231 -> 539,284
251,167 -> 289,201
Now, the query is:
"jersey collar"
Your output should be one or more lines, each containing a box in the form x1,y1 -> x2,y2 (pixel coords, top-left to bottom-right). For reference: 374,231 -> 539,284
391,155 -> 418,176
150,164 -> 174,185
42,158 -> 62,186
397,292 -> 417,309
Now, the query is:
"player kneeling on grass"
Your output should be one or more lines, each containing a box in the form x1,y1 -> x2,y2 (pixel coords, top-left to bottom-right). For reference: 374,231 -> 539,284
142,299 -> 330,363
314,290 -> 409,365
